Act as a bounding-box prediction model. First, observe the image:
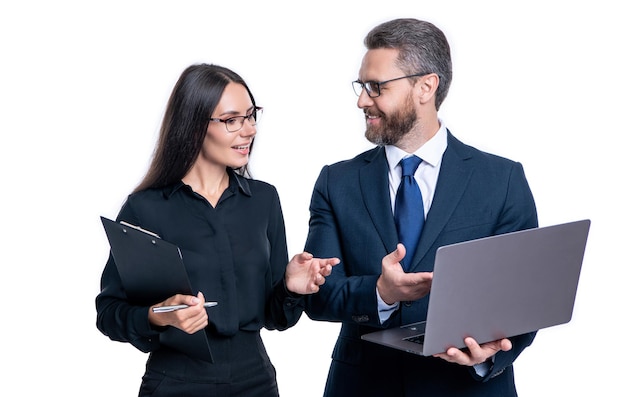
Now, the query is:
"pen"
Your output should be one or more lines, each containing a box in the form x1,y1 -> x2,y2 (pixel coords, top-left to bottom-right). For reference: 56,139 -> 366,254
152,301 -> 218,313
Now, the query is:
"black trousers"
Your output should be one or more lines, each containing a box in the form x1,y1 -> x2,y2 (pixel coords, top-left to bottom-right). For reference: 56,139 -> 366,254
138,330 -> 279,397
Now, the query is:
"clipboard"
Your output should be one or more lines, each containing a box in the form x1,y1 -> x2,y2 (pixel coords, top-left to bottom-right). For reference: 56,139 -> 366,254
100,216 -> 213,362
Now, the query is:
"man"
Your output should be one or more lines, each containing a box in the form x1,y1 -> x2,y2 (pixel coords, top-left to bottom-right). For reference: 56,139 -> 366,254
303,18 -> 538,397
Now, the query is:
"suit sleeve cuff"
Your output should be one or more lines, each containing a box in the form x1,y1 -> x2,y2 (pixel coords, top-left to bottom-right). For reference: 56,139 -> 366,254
376,287 -> 399,324
473,359 -> 492,378
282,277 -> 304,303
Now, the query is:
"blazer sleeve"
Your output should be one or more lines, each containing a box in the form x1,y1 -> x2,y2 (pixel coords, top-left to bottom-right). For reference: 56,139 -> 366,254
303,165 -> 383,327
263,187 -> 306,331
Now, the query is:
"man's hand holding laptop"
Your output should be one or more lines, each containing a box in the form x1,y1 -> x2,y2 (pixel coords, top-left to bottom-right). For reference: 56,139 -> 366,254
434,336 -> 513,367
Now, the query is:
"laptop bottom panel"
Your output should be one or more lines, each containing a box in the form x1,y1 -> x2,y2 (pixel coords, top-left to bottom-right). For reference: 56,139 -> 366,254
361,321 -> 427,356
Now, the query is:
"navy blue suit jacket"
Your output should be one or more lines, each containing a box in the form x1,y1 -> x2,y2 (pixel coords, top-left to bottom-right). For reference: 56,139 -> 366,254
304,131 -> 538,397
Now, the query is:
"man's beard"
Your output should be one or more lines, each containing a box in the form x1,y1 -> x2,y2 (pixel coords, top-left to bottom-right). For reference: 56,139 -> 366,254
365,96 -> 417,146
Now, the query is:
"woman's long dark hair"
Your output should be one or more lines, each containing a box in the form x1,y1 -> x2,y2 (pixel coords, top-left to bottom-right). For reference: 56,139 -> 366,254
133,64 -> 256,193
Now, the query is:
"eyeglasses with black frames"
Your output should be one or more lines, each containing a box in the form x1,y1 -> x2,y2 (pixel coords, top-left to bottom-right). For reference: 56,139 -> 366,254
209,106 -> 263,133
352,73 -> 430,98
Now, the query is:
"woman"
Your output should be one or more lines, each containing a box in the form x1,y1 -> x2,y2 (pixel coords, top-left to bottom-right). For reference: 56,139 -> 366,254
96,63 -> 339,397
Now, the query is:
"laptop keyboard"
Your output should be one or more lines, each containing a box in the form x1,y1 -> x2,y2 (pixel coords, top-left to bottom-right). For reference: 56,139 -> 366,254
403,334 -> 425,344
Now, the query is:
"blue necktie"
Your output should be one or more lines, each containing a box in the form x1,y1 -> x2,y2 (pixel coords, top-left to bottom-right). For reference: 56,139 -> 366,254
394,155 -> 424,269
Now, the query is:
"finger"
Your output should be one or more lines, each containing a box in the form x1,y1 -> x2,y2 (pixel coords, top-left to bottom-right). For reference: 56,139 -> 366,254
175,293 -> 200,307
290,252 -> 309,266
321,264 -> 333,277
439,347 -> 470,365
465,337 -> 499,364
473,337 -> 507,355
383,244 -> 405,267
464,338 -> 484,359
317,258 -> 338,269
500,338 -> 512,351
182,294 -> 200,307
394,244 -> 406,261
408,271 -> 433,283
167,293 -> 189,305
187,314 -> 208,334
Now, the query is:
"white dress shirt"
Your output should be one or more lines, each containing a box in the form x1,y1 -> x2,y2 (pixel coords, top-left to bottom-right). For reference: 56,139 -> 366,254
377,121 -> 448,322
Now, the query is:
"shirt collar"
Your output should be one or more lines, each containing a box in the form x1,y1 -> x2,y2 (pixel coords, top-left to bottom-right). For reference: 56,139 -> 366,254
163,167 -> 252,199
385,120 -> 448,170
231,168 -> 252,196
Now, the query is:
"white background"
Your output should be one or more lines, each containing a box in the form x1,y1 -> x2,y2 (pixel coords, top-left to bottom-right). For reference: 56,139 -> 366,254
1,1 -> 623,395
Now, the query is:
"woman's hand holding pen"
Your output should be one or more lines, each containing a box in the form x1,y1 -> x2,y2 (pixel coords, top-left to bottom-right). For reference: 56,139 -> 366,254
148,291 -> 209,334
285,252 -> 340,294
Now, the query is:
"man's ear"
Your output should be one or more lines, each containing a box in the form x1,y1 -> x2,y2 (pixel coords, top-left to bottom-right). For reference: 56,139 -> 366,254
415,73 -> 439,105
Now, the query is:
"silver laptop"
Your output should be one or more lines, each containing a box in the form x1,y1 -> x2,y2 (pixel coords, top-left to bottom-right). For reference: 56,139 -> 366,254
361,219 -> 591,356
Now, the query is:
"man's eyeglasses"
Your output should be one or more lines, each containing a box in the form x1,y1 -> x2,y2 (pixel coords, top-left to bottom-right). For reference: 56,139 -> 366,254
209,106 -> 263,133
352,73 -> 430,98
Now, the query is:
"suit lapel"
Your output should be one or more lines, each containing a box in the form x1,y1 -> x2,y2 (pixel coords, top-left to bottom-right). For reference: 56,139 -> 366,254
360,147 -> 398,254
409,133 -> 474,271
